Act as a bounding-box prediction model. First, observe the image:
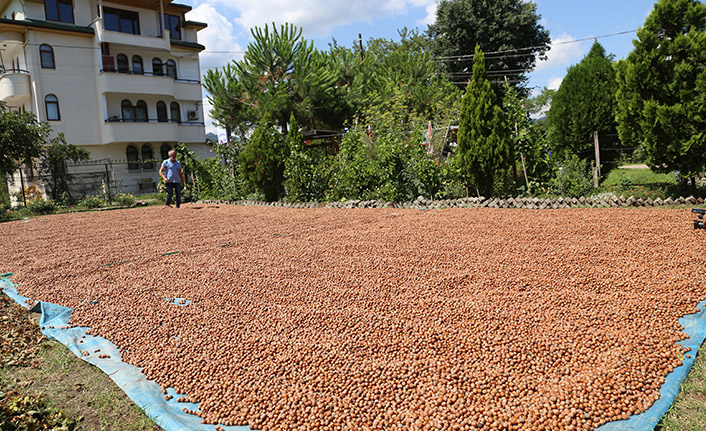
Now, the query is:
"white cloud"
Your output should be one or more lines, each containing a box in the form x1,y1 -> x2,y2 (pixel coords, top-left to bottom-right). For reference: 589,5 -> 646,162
547,76 -> 563,90
199,0 -> 435,37
534,33 -> 589,72
186,3 -> 243,72
419,2 -> 437,26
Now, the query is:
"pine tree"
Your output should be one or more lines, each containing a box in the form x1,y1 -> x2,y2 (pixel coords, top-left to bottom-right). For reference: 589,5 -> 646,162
455,46 -> 511,197
615,0 -> 706,178
548,41 -> 620,164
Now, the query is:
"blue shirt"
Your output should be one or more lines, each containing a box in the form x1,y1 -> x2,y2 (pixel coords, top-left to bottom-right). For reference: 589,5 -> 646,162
161,159 -> 182,183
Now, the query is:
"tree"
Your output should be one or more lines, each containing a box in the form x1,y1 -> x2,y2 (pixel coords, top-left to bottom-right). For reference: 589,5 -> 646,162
547,41 -> 620,166
615,0 -> 706,179
427,0 -> 551,95
284,113 -> 330,201
239,118 -> 287,201
39,134 -> 90,202
0,102 -> 47,177
455,46 -> 512,196
524,87 -> 556,118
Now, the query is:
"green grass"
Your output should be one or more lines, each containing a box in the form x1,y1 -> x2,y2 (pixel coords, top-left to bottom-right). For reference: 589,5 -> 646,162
596,167 -> 691,200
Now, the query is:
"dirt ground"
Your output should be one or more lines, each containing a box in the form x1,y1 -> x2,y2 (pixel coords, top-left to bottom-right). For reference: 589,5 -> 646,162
1,205 -> 706,430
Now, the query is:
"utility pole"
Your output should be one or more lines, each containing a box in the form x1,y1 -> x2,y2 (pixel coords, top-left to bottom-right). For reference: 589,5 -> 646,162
358,33 -> 364,61
18,166 -> 26,207
593,131 -> 601,188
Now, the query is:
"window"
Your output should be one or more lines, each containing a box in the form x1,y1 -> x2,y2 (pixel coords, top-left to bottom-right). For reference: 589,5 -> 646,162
135,100 -> 148,122
103,6 -> 140,35
126,145 -> 139,171
170,102 -> 180,123
121,99 -> 135,122
132,56 -> 143,74
39,44 -> 55,69
156,101 -> 168,122
152,58 -> 163,76
165,60 -> 177,79
116,54 -> 129,73
142,145 -> 155,169
45,95 -> 60,121
45,0 -> 74,24
163,14 -> 181,40
160,144 -> 172,160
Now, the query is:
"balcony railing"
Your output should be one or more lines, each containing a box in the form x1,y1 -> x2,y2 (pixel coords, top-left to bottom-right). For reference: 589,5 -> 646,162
99,69 -> 200,84
104,117 -> 205,126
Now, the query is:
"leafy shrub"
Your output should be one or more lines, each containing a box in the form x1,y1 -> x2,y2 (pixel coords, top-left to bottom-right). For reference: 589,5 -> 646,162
79,195 -> 104,209
26,199 -> 56,215
114,193 -> 136,207
550,154 -> 594,197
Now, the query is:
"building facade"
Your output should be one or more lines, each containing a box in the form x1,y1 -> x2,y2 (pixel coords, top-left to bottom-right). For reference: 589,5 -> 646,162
0,0 -> 208,201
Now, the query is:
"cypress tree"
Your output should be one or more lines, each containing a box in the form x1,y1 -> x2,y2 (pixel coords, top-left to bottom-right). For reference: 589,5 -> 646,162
239,117 -> 288,201
615,0 -> 706,178
547,41 -> 620,165
455,45 -> 511,196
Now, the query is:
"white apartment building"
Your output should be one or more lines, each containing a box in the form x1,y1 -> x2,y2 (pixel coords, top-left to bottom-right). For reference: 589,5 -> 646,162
0,0 -> 209,200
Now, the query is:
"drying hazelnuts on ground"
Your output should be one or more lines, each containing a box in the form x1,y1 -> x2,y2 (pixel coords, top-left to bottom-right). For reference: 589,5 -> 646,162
1,205 -> 704,431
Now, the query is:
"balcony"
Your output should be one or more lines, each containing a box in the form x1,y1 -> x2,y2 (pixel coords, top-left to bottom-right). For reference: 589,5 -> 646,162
101,119 -> 205,144
98,70 -> 202,101
0,69 -> 31,105
94,20 -> 170,51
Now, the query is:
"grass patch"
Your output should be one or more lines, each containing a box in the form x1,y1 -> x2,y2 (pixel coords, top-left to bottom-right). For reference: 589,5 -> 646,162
596,167 -> 698,200
0,292 -> 160,431
657,347 -> 706,430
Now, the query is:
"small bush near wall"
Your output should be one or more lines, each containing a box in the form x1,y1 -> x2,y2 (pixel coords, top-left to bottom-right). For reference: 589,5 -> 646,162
114,193 -> 136,207
79,195 -> 104,209
26,199 -> 56,215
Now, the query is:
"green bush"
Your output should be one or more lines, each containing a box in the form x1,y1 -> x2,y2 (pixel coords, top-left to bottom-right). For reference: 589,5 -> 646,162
79,195 -> 105,209
550,154 -> 594,197
114,193 -> 136,207
26,199 -> 56,215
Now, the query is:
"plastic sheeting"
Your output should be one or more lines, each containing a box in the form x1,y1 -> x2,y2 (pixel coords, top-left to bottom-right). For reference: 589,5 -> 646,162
3,274 -> 706,431
1,276 -> 248,431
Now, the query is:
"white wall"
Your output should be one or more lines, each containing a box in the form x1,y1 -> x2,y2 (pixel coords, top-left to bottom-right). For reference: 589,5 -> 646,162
28,30 -> 103,146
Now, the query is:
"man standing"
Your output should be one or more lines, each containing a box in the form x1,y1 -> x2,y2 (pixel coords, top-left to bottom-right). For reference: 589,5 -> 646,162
159,149 -> 186,208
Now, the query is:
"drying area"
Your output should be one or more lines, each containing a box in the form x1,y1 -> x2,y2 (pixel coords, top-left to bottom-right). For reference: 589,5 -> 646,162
1,205 -> 705,431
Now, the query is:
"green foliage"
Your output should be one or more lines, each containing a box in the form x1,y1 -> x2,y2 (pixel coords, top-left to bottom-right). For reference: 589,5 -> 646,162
427,0 -> 551,95
174,143 -> 201,202
0,102 -> 47,177
550,154 -> 594,197
239,119 -> 288,201
525,87 -> 556,118
548,41 -> 621,164
615,0 -> 706,178
26,198 -> 57,215
114,193 -> 136,207
284,114 -> 331,202
79,195 -> 104,209
39,134 -> 90,201
503,81 -> 554,194
455,46 -> 512,196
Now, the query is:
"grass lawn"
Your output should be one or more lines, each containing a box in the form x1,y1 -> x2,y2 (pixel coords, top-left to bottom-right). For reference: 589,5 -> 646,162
597,167 -> 682,200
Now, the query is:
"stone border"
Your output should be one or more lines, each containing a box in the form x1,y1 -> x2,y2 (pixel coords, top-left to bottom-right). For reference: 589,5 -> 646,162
199,195 -> 705,210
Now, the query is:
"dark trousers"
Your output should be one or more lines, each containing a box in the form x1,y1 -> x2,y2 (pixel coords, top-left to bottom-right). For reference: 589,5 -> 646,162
166,183 -> 181,207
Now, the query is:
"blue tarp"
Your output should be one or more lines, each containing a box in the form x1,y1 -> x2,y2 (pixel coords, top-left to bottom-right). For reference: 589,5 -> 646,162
3,274 -> 706,431
1,276 -> 248,431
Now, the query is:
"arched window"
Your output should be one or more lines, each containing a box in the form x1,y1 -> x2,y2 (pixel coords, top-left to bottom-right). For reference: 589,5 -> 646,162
121,99 -> 135,122
126,145 -> 139,171
156,101 -> 168,122
160,144 -> 171,160
116,54 -> 129,73
152,58 -> 163,76
141,145 -> 154,169
39,44 -> 55,69
132,55 -> 143,74
135,100 -> 148,122
165,59 -> 177,79
45,94 -> 60,121
170,102 -> 180,123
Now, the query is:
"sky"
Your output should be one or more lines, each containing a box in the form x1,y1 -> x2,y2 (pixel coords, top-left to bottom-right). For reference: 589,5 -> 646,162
179,0 -> 660,134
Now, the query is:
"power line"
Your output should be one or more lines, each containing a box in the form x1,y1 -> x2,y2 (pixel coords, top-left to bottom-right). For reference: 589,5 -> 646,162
436,28 -> 638,62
